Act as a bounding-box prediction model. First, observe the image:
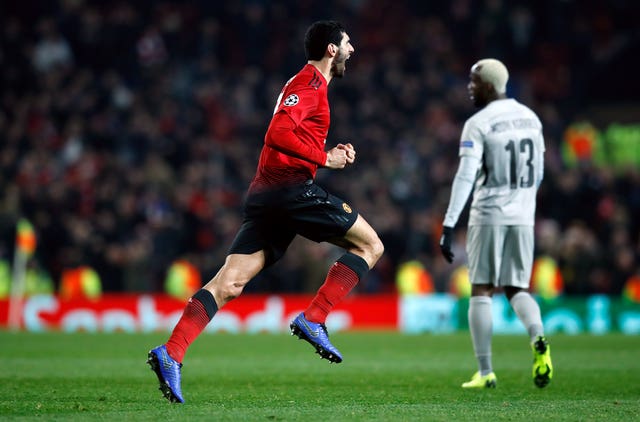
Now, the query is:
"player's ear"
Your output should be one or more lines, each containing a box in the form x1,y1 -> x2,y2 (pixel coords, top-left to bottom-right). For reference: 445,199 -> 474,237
328,43 -> 337,56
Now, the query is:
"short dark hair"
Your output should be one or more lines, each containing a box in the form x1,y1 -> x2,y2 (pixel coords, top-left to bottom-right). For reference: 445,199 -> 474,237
304,21 -> 345,61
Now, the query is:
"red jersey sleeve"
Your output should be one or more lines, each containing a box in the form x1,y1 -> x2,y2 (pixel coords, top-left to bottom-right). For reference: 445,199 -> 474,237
264,111 -> 327,166
277,82 -> 318,125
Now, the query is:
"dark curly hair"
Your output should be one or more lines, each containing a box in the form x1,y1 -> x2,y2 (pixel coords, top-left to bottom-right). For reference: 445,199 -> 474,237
304,21 -> 345,61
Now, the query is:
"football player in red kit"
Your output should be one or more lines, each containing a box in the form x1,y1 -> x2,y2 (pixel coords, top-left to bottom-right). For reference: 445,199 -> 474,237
147,20 -> 384,403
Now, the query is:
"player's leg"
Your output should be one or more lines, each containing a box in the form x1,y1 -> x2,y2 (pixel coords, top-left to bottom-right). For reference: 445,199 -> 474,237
503,226 -> 552,388
505,287 -> 544,342
166,251 -> 267,362
507,285 -> 553,388
462,225 -> 500,388
331,214 -> 385,269
291,214 -> 383,363
305,214 -> 384,323
463,284 -> 496,388
148,251 -> 266,403
148,186 -> 296,401
287,184 -> 383,362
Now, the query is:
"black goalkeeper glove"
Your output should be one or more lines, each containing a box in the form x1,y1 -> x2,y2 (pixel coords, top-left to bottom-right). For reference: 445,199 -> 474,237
439,226 -> 454,263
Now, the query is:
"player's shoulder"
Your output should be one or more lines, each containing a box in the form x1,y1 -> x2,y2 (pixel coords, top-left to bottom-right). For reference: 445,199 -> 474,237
501,98 -> 540,119
509,100 -> 543,128
287,65 -> 326,92
465,105 -> 493,129
472,99 -> 539,125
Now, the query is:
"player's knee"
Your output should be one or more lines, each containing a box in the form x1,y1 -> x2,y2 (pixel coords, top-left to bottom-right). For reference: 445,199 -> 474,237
215,282 -> 246,306
210,266 -> 250,306
353,236 -> 384,268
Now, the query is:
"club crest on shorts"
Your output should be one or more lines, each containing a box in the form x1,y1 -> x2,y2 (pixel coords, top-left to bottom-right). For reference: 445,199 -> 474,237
342,203 -> 352,213
283,94 -> 299,106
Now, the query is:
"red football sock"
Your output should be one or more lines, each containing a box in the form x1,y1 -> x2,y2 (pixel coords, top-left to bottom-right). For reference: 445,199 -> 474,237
165,291 -> 216,363
304,261 -> 360,324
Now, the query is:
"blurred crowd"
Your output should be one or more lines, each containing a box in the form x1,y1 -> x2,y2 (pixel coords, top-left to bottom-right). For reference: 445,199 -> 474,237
1,0 -> 638,296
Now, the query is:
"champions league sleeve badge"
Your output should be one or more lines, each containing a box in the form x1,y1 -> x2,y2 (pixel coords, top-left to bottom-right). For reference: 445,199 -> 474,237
283,94 -> 299,106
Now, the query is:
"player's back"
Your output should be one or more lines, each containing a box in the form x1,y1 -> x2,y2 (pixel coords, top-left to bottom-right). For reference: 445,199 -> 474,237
467,98 -> 544,226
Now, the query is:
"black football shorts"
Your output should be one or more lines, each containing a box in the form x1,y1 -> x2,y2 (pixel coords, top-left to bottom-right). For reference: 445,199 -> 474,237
228,180 -> 359,267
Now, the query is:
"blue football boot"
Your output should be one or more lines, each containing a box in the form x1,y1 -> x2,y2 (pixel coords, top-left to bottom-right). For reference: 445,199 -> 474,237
147,345 -> 184,403
290,312 -> 343,363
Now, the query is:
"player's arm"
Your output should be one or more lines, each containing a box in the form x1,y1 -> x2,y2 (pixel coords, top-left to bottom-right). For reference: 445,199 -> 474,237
444,120 -> 483,229
443,154 -> 480,228
440,121 -> 482,263
439,154 -> 479,263
264,111 -> 328,166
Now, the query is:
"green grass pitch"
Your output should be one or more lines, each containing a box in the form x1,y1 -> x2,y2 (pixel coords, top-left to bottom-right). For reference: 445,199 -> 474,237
1,331 -> 639,421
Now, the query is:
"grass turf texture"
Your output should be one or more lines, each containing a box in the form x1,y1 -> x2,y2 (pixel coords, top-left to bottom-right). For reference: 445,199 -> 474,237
1,332 -> 638,421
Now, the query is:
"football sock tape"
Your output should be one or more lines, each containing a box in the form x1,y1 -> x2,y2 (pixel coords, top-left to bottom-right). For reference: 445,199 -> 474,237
192,289 -> 218,320
337,252 -> 369,281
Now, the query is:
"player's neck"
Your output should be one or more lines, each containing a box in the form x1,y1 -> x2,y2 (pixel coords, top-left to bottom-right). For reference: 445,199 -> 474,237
490,93 -> 507,102
308,60 -> 332,84
484,93 -> 508,107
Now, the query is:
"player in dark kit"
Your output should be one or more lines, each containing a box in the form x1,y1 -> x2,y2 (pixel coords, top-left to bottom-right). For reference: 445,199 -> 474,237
147,20 -> 384,403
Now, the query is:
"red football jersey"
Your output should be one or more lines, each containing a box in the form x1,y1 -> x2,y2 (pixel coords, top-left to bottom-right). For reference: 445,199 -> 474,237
249,64 -> 329,192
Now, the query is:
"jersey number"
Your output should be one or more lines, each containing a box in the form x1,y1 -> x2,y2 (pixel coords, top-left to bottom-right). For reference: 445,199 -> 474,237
505,139 -> 534,189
